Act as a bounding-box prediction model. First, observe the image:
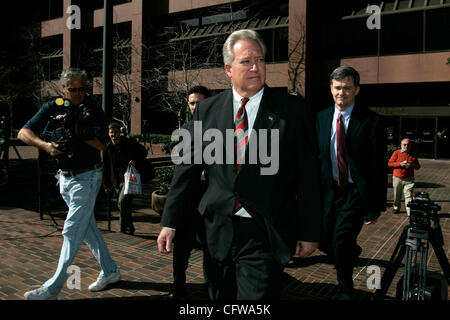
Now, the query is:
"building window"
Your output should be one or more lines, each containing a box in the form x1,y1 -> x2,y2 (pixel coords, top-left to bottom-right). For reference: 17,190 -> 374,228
81,27 -> 103,77
81,22 -> 132,77
201,9 -> 247,26
44,0 -> 63,20
71,0 -> 131,12
259,27 -> 288,63
40,35 -> 63,81
113,22 -> 132,75
425,7 -> 450,51
380,12 -> 423,55
341,18 -> 378,57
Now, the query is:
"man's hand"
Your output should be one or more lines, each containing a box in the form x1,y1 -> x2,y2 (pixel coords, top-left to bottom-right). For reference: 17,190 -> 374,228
400,161 -> 411,169
44,142 -> 64,157
17,128 -> 63,157
157,227 -> 176,254
294,241 -> 318,258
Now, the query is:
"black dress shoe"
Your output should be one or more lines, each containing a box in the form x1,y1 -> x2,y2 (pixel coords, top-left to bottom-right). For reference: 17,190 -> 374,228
353,245 -> 362,265
164,292 -> 186,300
121,226 -> 135,236
164,293 -> 176,300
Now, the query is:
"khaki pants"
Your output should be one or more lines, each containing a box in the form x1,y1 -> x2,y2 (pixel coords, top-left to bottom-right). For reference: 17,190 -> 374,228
392,176 -> 415,215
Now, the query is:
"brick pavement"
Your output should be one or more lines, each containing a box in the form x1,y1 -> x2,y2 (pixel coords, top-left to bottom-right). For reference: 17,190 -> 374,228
0,146 -> 448,302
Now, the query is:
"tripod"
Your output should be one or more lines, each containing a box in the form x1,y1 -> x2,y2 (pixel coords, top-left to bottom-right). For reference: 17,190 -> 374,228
373,208 -> 450,300
37,150 -> 59,227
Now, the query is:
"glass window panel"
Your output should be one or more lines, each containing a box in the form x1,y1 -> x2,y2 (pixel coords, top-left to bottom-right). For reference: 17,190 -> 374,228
425,8 -> 450,51
340,18 -> 378,57
380,12 -> 423,54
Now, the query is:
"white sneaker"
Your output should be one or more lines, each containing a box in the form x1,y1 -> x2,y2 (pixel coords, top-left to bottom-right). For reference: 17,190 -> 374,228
88,268 -> 121,292
24,286 -> 58,300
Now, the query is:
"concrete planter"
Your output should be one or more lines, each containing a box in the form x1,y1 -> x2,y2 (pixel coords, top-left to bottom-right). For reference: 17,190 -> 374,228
149,143 -> 165,155
151,190 -> 166,215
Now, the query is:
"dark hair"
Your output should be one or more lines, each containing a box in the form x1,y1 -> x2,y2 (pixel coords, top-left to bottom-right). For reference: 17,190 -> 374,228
330,66 -> 360,87
188,85 -> 210,98
108,122 -> 121,130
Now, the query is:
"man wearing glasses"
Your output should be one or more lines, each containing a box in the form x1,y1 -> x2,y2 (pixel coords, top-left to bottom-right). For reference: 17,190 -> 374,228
388,138 -> 421,216
18,68 -> 121,299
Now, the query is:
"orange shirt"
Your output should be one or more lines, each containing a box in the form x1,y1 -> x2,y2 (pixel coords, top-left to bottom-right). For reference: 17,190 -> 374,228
388,149 -> 420,179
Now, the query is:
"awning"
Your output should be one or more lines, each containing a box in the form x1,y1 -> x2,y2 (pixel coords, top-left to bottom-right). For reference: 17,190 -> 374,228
342,0 -> 450,20
93,38 -> 131,52
170,16 -> 289,42
41,48 -> 63,60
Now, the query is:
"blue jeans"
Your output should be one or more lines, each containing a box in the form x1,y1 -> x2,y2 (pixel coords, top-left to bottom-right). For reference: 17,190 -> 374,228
43,168 -> 118,295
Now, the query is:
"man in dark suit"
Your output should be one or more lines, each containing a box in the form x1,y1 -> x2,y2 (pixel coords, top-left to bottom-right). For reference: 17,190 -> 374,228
168,85 -> 211,300
316,66 -> 387,300
157,29 -> 322,300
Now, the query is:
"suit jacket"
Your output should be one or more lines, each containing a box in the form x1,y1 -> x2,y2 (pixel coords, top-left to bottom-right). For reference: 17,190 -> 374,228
161,86 -> 322,266
316,104 -> 387,221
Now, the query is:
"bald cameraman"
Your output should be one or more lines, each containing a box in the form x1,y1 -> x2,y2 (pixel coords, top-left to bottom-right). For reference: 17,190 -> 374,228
18,68 -> 120,300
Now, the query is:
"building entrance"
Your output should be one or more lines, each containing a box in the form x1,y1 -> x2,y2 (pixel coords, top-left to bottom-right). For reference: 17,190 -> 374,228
436,117 -> 450,159
401,118 -> 435,158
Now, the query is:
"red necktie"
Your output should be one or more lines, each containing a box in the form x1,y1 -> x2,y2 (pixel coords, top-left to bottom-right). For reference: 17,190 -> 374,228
234,97 -> 249,211
336,112 -> 348,190
234,97 -> 249,168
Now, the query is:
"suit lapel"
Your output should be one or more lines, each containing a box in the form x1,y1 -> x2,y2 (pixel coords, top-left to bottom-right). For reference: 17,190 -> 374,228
319,106 -> 334,176
214,90 -> 236,179
252,87 -> 278,132
347,104 -> 363,146
215,90 -> 234,133
323,106 -> 334,154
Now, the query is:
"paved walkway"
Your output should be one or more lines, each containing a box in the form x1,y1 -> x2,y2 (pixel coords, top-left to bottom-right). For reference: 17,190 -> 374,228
0,146 -> 448,303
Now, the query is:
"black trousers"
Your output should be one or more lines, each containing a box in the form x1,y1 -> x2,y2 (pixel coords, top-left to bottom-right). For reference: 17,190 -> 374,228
206,217 -> 283,300
321,183 -> 365,300
172,210 -> 208,296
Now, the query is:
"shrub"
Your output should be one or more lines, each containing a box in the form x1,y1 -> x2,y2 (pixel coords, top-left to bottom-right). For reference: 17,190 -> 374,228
129,134 -> 172,144
155,166 -> 175,195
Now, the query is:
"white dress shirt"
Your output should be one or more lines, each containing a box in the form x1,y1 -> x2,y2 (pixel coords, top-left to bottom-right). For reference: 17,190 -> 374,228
232,86 -> 264,218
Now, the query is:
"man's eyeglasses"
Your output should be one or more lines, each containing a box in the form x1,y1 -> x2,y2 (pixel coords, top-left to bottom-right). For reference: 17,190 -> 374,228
67,87 -> 86,93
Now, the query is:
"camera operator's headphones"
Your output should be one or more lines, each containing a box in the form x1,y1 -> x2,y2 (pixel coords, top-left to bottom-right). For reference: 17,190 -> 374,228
55,97 -> 72,108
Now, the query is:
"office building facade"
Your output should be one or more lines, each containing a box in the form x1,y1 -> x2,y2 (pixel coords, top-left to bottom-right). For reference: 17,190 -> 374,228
12,0 -> 450,158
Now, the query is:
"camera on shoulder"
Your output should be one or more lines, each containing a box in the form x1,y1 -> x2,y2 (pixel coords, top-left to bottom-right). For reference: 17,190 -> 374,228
41,97 -> 96,158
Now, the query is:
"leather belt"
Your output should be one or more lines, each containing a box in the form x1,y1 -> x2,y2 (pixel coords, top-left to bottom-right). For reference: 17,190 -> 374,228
60,163 -> 103,178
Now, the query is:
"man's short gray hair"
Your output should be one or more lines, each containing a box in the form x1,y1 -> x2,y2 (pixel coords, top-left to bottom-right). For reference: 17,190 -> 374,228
60,67 -> 89,86
401,138 -> 410,144
223,29 -> 266,66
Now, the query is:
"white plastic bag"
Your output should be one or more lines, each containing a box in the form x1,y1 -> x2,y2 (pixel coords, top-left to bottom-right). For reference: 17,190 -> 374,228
124,164 -> 142,195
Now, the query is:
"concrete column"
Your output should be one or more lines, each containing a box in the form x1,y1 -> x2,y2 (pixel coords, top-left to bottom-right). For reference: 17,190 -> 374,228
130,0 -> 143,134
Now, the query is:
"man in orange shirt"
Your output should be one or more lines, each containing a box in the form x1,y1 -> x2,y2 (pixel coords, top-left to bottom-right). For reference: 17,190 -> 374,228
388,138 -> 421,215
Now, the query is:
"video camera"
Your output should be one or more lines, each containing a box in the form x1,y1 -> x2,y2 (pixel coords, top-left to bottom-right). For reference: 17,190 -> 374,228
407,192 -> 441,229
41,97 -> 96,158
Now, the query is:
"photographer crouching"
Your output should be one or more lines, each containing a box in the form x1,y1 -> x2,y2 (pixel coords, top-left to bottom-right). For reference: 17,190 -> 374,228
18,68 -> 121,300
